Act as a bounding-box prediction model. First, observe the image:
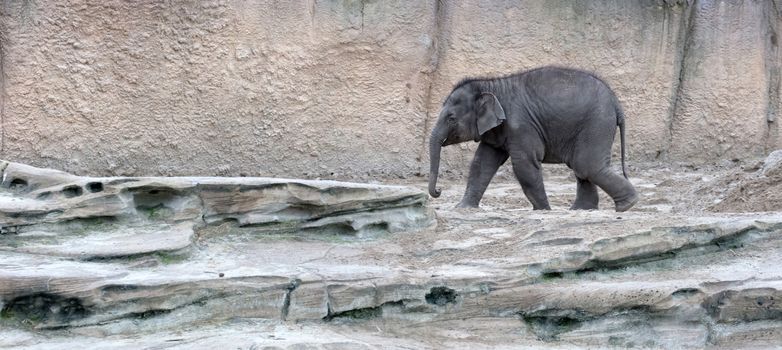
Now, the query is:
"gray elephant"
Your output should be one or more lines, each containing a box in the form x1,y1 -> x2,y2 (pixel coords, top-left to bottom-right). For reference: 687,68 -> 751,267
428,66 -> 638,212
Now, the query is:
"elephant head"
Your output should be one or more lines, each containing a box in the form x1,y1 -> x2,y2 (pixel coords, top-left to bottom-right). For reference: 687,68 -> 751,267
428,83 -> 507,197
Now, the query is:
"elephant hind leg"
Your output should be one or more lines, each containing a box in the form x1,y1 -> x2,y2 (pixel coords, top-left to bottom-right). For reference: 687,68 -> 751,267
586,167 -> 638,212
570,177 -> 599,210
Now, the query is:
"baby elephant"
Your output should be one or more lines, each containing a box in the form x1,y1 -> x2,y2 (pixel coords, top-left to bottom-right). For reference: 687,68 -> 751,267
428,66 -> 638,212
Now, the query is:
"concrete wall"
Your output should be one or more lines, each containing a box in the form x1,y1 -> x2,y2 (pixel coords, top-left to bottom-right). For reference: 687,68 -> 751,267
0,0 -> 779,178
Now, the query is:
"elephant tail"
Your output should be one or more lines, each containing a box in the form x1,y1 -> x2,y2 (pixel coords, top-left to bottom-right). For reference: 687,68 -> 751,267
616,104 -> 629,179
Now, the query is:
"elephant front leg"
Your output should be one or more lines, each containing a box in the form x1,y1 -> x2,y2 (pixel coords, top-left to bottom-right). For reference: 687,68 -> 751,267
570,177 -> 599,210
511,156 -> 551,210
457,143 -> 509,208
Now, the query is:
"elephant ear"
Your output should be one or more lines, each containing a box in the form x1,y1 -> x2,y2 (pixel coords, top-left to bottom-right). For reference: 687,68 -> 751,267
476,92 -> 506,135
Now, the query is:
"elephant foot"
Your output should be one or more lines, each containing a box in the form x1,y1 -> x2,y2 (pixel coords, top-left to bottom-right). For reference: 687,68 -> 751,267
455,200 -> 479,209
569,203 -> 598,210
614,193 -> 639,212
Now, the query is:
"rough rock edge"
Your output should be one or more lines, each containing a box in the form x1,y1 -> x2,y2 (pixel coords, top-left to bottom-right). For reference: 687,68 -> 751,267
0,160 -> 435,256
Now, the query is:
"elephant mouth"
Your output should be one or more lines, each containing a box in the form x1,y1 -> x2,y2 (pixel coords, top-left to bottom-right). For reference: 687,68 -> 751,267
442,136 -> 461,146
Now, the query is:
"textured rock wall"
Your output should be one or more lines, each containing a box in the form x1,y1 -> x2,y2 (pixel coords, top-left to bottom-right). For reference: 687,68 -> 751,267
0,0 -> 780,177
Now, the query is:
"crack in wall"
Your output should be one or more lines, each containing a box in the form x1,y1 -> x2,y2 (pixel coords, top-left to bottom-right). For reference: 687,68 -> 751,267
417,0 -> 446,174
663,0 -> 697,159
764,0 -> 781,152
359,0 -> 364,31
308,0 -> 316,26
0,16 -> 6,155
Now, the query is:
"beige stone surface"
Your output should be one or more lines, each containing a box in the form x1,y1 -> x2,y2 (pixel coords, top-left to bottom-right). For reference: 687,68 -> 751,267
1,1 -> 780,177
669,0 -> 775,161
1,0 -> 437,178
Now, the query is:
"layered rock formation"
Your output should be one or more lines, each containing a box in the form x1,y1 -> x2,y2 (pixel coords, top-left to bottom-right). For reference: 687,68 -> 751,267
2,160 -> 782,348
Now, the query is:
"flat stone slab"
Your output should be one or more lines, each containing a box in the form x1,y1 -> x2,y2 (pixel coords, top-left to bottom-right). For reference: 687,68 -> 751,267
2,160 -> 782,348
0,220 -> 195,259
0,164 -> 432,235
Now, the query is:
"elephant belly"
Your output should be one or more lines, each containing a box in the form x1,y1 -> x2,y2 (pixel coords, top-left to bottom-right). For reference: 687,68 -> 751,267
541,141 -> 571,164
541,152 -> 565,164
542,155 -> 562,164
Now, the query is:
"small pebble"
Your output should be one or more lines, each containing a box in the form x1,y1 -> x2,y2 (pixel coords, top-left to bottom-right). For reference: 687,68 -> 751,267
219,273 -> 224,278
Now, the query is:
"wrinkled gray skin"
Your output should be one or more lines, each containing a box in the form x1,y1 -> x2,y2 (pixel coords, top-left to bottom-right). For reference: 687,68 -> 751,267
429,66 -> 638,212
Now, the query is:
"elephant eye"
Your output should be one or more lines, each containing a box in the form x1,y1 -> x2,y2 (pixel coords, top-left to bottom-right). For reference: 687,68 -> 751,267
446,113 -> 456,123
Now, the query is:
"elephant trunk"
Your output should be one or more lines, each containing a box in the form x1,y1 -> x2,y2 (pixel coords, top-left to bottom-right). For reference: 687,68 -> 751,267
428,127 -> 445,198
